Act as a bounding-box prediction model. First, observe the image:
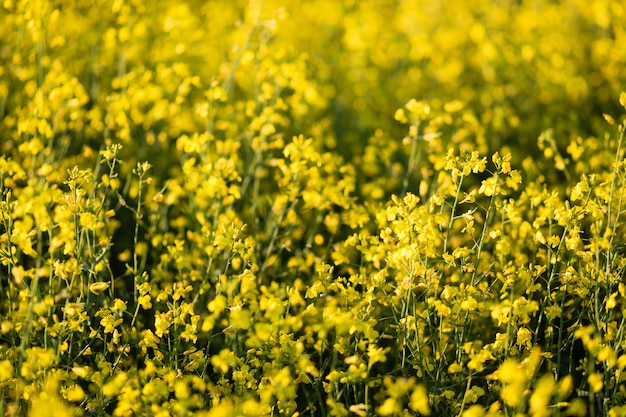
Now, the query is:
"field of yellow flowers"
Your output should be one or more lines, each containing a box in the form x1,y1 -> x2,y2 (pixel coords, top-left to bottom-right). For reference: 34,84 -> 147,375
2,0 -> 626,416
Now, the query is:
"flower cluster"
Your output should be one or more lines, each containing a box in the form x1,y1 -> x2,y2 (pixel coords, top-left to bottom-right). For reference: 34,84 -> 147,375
2,1 -> 626,416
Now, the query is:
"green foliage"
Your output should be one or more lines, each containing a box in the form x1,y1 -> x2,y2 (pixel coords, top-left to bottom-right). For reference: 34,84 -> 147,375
1,1 -> 626,416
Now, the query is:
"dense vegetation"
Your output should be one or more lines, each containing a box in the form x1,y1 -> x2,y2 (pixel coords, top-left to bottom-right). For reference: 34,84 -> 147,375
1,0 -> 626,416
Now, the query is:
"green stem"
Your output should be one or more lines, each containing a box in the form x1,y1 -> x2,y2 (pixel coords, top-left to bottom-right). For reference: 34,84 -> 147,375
402,121 -> 421,194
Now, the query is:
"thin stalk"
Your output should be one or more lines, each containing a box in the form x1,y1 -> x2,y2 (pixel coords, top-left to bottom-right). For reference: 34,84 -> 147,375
470,172 -> 498,287
221,0 -> 266,97
402,121 -> 421,194
442,174 -> 464,256
608,123 -> 625,242
456,373 -> 473,417
438,173 -> 465,299
259,196 -> 299,278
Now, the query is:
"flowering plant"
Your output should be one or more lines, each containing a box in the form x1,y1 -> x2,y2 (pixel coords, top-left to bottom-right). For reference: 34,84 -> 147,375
1,1 -> 626,416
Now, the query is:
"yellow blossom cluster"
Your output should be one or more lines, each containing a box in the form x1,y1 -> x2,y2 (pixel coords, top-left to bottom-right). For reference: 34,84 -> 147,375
2,1 -> 626,416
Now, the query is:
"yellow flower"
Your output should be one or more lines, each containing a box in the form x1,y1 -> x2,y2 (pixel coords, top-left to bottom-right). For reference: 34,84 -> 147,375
71,366 -> 90,379
461,296 -> 478,311
154,312 -> 172,337
112,298 -> 127,313
588,373 -> 604,393
64,384 -> 86,402
488,358 -> 527,407
29,394 -> 73,417
529,374 -> 555,417
377,398 -> 398,416
211,349 -> 235,374
349,404 -> 369,417
99,314 -> 122,334
410,384 -> 431,415
89,281 -> 110,294
79,212 -> 100,231
102,372 -> 128,397
0,360 -> 13,381
206,401 -> 235,417
394,108 -> 408,124
367,345 -> 387,366
479,176 -> 499,197
516,327 -> 533,349
467,349 -> 495,372
138,294 -> 152,309
606,293 -> 618,310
